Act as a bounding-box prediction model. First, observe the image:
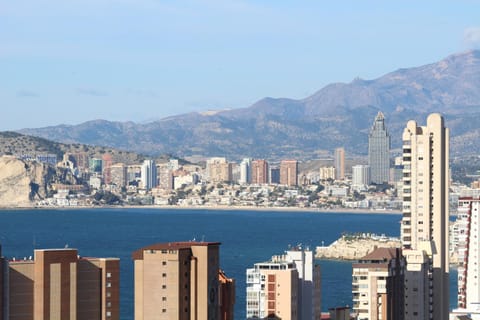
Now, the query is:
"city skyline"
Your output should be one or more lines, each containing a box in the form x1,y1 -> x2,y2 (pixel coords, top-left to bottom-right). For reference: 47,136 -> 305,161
1,1 -> 480,130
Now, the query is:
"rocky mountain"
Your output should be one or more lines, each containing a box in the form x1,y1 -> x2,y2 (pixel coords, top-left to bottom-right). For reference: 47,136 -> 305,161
19,50 -> 480,160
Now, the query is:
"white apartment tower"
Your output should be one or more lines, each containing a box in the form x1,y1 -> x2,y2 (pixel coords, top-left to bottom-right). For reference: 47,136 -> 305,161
401,113 -> 449,320
352,165 -> 371,191
246,247 -> 321,320
452,197 -> 480,319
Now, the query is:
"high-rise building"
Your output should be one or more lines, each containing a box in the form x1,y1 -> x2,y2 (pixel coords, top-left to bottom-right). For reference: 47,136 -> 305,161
401,113 -> 449,320
319,166 -> 336,181
132,241 -> 235,320
246,247 -> 321,320
269,166 -> 280,184
141,159 -> 157,190
452,197 -> 480,319
251,159 -> 269,184
206,157 -> 232,183
6,248 -> 119,320
334,148 -> 345,180
110,163 -> 128,188
351,165 -> 371,191
89,158 -> 103,174
102,153 -> 113,185
352,247 -> 404,320
239,158 -> 252,184
280,160 -> 298,186
368,112 -> 390,185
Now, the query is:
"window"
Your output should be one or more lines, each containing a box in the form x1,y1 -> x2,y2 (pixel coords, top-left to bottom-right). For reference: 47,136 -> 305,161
162,261 -> 167,266
106,311 -> 111,317
162,273 -> 167,277
162,285 -> 167,289
106,272 -> 112,278
106,282 -> 112,288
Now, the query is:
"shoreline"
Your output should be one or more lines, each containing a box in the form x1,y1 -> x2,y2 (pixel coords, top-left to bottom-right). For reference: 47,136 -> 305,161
0,204 -> 402,215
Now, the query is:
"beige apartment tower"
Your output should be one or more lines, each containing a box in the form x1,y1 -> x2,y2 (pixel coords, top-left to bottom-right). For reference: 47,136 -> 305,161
6,248 -> 119,320
132,241 -> 235,320
280,160 -> 298,186
251,160 -> 269,184
401,113 -> 449,320
334,148 -> 345,180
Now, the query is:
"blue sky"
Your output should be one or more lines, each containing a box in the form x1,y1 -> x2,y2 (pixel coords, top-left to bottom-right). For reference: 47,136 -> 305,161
1,0 -> 480,130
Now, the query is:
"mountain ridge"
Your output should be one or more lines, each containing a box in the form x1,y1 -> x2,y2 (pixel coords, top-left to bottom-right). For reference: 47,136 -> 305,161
18,50 -> 480,160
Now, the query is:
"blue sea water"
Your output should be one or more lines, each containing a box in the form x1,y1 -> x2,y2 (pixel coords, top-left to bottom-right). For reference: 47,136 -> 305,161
0,208 -> 457,319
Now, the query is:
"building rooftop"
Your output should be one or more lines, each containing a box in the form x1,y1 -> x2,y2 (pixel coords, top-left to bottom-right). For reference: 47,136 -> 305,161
358,247 -> 399,262
132,241 -> 221,260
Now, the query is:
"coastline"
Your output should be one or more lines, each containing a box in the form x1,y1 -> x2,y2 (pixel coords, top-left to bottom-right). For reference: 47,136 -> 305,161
0,204 -> 402,215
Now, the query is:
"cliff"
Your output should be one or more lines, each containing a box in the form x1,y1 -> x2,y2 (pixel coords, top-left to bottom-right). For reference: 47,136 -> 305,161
0,156 -> 56,208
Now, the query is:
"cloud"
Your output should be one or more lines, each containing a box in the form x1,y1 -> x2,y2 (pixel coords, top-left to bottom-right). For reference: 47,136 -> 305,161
16,90 -> 39,98
464,27 -> 480,49
76,88 -> 108,97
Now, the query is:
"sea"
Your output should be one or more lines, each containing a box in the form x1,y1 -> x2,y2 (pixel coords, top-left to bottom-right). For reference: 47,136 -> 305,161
0,208 -> 458,319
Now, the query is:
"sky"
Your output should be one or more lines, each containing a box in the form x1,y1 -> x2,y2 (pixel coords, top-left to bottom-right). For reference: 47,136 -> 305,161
1,0 -> 480,131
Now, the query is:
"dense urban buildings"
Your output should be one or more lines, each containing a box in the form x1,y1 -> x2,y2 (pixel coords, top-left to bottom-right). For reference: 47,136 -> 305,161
206,157 -> 232,183
334,147 -> 345,180
246,247 -> 321,320
4,247 -> 119,320
401,113 -> 449,320
132,241 -> 235,320
368,112 -> 390,185
352,247 -> 404,320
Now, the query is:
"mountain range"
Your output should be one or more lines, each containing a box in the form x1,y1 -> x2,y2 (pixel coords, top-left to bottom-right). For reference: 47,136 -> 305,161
19,50 -> 480,161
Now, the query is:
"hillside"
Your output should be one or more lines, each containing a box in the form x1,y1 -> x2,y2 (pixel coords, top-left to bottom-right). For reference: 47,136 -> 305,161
18,50 -> 480,160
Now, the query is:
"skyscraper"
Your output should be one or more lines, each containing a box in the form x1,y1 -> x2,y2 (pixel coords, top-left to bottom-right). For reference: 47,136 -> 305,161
351,164 -> 370,191
132,241 -> 235,320
334,148 -> 345,180
141,159 -> 157,190
280,160 -> 298,186
368,112 -> 390,185
251,159 -> 269,184
239,158 -> 252,184
401,113 -> 449,320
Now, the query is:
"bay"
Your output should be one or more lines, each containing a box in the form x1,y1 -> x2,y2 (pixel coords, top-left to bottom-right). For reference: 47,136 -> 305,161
0,208 -> 457,319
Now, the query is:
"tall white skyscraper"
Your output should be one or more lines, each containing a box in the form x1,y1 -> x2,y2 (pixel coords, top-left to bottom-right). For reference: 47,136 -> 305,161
141,159 -> 157,190
368,111 -> 390,184
401,113 -> 449,320
239,158 -> 252,184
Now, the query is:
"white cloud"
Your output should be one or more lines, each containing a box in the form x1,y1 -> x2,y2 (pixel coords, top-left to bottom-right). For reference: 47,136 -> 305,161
464,27 -> 480,49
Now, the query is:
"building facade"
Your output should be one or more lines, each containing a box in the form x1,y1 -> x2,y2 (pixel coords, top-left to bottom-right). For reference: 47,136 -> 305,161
251,160 -> 269,185
239,158 -> 252,185
141,159 -> 157,190
352,247 -> 404,320
132,241 -> 235,320
452,197 -> 480,319
280,160 -> 298,187
334,148 -> 345,181
401,113 -> 449,320
368,112 -> 390,185
352,165 -> 371,191
6,248 -> 119,320
246,248 -> 321,320
206,157 -> 232,183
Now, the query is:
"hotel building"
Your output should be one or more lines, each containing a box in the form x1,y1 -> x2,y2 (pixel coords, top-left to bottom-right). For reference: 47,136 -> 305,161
132,241 -> 235,320
246,247 -> 321,320
401,113 -> 449,320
